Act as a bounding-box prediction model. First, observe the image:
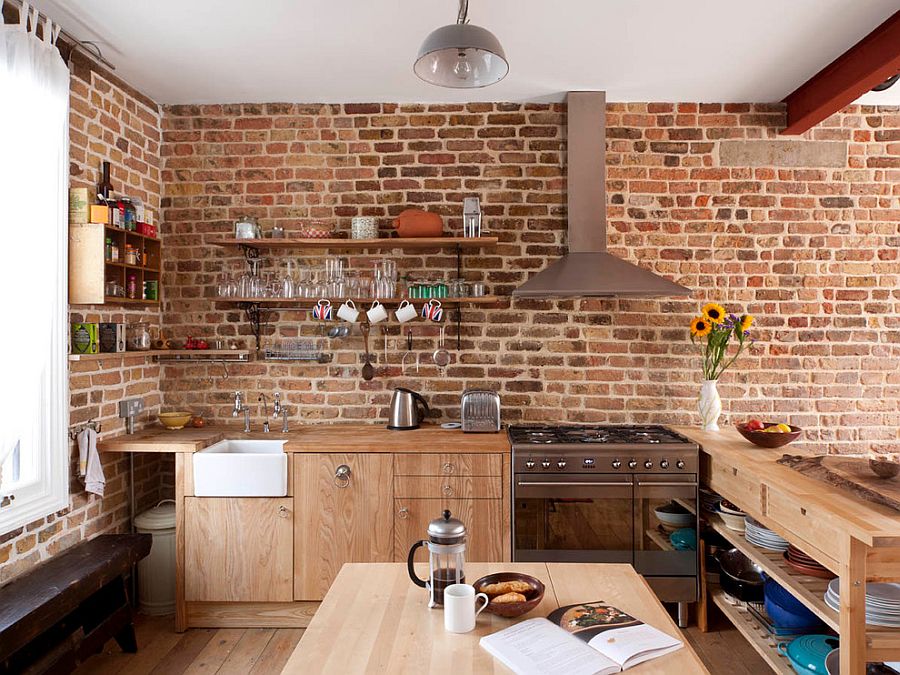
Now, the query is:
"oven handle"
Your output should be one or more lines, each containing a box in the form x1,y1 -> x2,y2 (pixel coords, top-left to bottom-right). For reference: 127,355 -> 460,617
516,481 -> 634,487
636,481 -> 698,487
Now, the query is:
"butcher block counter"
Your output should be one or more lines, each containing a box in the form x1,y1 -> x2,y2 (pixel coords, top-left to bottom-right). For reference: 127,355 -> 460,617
98,423 -> 511,454
674,426 -> 900,673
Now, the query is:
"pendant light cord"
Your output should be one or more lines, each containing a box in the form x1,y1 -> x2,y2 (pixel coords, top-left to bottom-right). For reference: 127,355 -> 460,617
456,0 -> 469,24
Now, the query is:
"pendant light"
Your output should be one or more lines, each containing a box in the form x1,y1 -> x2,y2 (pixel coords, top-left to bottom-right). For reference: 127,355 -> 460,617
414,0 -> 508,89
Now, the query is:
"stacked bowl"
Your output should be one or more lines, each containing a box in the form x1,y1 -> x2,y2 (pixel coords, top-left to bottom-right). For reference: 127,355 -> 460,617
825,580 -> 900,627
784,545 -> 835,579
717,500 -> 747,532
744,517 -> 790,552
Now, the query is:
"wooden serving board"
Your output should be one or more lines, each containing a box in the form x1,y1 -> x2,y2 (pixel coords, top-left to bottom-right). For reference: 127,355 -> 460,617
777,454 -> 900,512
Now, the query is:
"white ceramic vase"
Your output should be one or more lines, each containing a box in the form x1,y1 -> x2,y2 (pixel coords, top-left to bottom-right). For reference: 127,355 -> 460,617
698,379 -> 722,431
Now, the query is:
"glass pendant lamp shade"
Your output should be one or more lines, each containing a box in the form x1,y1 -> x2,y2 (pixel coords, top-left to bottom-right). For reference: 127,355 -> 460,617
414,21 -> 508,88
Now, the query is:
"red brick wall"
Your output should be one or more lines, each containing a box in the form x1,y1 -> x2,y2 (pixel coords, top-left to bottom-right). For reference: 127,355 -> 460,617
0,54 -> 164,584
159,101 -> 899,455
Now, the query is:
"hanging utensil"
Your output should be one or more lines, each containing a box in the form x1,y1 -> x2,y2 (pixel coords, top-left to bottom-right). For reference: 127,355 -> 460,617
401,329 -> 413,375
433,326 -> 450,375
361,320 -> 375,381
382,326 -> 389,363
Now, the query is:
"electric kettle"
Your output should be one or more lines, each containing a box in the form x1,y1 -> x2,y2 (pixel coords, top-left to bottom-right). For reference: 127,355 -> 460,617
387,387 -> 429,430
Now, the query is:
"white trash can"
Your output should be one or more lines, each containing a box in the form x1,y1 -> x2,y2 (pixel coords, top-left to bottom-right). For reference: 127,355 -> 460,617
134,500 -> 176,615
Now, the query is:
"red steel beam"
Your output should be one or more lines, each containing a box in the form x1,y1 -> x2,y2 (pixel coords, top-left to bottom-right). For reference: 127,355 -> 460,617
781,10 -> 900,135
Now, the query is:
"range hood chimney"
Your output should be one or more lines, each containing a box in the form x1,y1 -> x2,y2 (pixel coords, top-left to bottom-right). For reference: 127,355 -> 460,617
513,92 -> 691,299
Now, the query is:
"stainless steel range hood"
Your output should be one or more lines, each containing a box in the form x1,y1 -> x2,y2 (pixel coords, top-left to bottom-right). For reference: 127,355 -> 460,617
513,92 -> 691,299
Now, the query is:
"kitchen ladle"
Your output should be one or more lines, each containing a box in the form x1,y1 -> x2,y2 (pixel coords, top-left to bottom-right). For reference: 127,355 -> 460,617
360,320 -> 375,381
433,326 -> 450,375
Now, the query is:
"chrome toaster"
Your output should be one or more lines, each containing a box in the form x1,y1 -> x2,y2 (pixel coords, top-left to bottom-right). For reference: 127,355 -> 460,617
460,389 -> 501,433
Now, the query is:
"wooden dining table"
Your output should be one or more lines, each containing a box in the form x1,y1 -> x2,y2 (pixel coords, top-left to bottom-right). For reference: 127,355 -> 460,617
281,562 -> 708,674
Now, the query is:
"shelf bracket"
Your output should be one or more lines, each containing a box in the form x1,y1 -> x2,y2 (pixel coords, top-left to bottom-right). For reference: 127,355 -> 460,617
240,301 -> 268,352
455,244 -> 463,350
239,244 -> 260,270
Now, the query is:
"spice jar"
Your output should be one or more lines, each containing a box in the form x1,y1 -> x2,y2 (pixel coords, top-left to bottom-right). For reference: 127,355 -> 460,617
126,272 -> 138,299
126,322 -> 152,351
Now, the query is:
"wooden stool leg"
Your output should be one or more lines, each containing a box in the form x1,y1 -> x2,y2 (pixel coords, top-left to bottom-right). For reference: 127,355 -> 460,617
113,621 -> 138,654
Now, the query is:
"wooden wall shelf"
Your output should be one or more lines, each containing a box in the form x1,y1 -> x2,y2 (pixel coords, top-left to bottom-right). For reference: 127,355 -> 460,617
213,236 -> 498,251
69,349 -> 250,362
217,296 -> 501,307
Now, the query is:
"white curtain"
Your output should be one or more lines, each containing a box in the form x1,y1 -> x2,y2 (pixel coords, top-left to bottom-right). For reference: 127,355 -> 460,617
0,3 -> 69,516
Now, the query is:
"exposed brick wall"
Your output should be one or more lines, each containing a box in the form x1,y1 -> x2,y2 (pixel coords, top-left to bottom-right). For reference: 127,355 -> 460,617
160,101 -> 898,456
0,53 -> 164,584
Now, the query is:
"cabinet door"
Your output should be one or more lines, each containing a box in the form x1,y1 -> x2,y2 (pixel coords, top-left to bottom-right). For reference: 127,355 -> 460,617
184,497 -> 293,602
294,453 -> 394,601
394,498 -> 503,564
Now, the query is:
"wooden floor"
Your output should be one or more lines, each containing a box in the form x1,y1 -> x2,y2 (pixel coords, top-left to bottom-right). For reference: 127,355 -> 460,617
74,610 -> 767,674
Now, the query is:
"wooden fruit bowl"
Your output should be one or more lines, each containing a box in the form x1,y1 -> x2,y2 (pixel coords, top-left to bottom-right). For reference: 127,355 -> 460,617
735,422 -> 803,448
473,572 -> 545,618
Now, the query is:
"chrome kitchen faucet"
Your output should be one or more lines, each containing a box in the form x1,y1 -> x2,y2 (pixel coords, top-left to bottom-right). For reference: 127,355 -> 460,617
258,394 -> 270,433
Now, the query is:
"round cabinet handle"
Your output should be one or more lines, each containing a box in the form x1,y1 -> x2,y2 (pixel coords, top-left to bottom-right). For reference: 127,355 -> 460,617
442,462 -> 455,475
398,506 -> 409,520
442,484 -> 454,497
278,505 -> 289,518
334,464 -> 352,488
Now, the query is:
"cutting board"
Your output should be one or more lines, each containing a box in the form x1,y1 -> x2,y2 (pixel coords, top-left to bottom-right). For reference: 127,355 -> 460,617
777,454 -> 900,512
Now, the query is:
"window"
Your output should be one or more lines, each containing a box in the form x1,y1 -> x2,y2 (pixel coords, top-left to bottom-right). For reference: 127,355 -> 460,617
0,8 -> 70,533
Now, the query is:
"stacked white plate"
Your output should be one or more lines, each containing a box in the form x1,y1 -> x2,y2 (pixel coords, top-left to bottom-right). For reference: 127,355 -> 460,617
744,517 -> 790,552
825,579 -> 900,627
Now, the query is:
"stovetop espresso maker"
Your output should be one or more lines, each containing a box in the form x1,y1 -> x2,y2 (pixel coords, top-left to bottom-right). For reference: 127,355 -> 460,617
407,510 -> 466,607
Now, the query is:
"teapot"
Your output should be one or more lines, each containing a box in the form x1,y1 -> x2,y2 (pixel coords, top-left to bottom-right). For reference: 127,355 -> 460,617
407,510 -> 466,607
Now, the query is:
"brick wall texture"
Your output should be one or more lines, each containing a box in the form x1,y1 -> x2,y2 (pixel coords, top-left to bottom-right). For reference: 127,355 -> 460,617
159,101 -> 899,456
0,54 -> 165,584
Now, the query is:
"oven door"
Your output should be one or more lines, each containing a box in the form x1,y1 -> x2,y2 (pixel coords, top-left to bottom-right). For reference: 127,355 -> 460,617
633,474 -> 698,578
513,474 -> 633,563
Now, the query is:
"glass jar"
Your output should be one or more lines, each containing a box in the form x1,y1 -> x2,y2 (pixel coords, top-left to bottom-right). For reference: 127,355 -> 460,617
126,322 -> 152,351
126,272 -> 138,299
234,215 -> 261,239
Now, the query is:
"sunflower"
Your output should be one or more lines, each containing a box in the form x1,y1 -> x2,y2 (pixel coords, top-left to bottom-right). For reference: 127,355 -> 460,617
739,314 -> 754,332
690,316 -> 712,338
702,303 -> 726,324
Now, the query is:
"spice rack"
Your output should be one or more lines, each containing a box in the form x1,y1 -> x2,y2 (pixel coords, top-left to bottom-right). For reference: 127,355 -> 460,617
69,223 -> 161,306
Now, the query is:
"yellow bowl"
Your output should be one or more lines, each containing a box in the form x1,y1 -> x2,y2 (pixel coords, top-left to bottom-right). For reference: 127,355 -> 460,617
158,412 -> 193,430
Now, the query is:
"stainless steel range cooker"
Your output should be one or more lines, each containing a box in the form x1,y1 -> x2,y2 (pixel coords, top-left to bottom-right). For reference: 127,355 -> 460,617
509,425 -> 699,621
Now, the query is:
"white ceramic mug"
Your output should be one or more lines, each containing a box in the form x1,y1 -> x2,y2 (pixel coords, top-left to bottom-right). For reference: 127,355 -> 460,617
367,300 -> 388,324
443,584 -> 489,634
394,300 -> 418,323
337,299 -> 360,323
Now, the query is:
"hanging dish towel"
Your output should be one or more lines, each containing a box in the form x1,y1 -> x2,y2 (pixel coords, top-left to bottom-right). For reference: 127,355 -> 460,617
77,427 -> 105,497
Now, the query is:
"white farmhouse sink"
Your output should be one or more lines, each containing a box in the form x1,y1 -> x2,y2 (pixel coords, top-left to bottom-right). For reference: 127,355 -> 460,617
192,439 -> 288,497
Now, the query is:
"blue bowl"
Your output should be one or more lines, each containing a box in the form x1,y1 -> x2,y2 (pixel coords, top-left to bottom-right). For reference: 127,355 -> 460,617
669,528 -> 697,551
765,580 -> 822,629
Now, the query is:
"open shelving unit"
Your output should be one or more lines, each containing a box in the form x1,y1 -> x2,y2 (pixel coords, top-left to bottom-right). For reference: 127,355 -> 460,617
216,295 -> 501,307
710,590 -> 794,674
69,349 -> 250,363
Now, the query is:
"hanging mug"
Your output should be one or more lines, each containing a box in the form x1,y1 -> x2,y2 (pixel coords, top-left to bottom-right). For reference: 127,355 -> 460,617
422,300 -> 443,322
312,299 -> 332,320
337,299 -> 360,323
394,300 -> 418,323
367,300 -> 388,324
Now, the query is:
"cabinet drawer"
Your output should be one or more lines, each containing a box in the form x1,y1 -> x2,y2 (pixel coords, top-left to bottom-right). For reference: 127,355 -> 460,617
764,484 -> 841,566
394,498 -> 504,562
705,457 -> 762,514
393,475 -> 503,499
393,453 -> 502,477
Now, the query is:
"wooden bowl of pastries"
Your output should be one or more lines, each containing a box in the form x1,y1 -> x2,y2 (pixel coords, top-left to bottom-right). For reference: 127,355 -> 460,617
472,572 -> 545,618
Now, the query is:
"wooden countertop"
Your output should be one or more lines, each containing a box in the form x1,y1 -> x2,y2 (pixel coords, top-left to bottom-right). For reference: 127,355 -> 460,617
98,424 -> 511,454
674,425 -> 900,543
282,562 -> 708,674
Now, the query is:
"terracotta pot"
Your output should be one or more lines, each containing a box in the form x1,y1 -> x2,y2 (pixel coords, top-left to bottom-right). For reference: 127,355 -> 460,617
392,209 -> 443,237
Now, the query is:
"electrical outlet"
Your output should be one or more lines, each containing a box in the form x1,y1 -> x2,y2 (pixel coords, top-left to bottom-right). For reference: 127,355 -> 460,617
118,398 -> 144,419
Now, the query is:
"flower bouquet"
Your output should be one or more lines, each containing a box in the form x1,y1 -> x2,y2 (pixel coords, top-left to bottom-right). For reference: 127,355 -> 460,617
690,303 -> 753,431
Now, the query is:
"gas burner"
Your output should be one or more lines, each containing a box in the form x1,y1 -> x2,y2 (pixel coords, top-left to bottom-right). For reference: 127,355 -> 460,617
509,424 -> 692,446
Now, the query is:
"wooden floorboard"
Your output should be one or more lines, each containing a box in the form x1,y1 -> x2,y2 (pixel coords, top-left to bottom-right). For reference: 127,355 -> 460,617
75,610 -> 765,674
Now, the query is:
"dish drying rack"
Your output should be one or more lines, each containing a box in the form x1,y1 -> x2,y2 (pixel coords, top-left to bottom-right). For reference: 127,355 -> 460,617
263,339 -> 331,363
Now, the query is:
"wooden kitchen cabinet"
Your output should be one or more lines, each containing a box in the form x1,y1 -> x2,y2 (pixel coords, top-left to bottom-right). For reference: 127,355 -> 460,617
183,497 -> 293,602
293,453 -> 394,601
394,497 -> 504,563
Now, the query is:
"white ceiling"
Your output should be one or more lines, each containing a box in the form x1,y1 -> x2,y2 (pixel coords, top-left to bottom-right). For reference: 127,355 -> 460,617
34,0 -> 900,105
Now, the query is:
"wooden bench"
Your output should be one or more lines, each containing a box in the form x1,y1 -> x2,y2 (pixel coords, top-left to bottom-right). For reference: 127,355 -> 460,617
0,533 -> 151,674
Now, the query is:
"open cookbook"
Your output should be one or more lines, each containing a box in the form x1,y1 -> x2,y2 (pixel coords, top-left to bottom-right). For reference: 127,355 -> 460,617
480,601 -> 683,675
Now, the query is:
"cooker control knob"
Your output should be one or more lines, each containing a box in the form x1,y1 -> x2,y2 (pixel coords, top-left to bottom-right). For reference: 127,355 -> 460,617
676,459 -> 685,470
525,460 -> 535,469
660,458 -> 670,469
541,460 -> 551,469
644,459 -> 653,469
557,460 -> 567,470
611,459 -> 621,469
583,458 -> 595,467
627,459 -> 638,469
